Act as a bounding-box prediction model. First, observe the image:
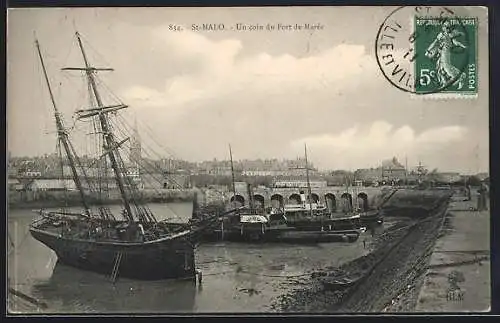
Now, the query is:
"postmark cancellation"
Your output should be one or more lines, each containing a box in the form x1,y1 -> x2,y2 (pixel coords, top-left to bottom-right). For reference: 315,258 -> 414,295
376,6 -> 479,99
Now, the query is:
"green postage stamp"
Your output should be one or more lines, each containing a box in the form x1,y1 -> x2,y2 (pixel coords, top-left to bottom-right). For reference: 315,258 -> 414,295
414,17 -> 478,95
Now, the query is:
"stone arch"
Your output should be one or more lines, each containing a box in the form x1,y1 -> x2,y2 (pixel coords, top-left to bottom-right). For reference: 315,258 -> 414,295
271,194 -> 284,208
253,194 -> 265,209
357,192 -> 369,211
288,193 -> 301,205
230,194 -> 245,206
340,192 -> 353,213
311,193 -> 320,203
325,193 -> 337,212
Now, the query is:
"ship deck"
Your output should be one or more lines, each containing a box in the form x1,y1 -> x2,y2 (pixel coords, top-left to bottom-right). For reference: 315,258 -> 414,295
31,215 -> 191,244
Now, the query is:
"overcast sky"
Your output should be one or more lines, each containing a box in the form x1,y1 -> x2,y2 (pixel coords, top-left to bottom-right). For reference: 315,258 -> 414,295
7,7 -> 489,173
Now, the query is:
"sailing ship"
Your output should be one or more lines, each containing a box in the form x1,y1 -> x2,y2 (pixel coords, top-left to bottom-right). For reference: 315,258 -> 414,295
269,144 -> 362,241
197,144 -> 362,243
29,32 -> 215,281
194,145 -> 269,241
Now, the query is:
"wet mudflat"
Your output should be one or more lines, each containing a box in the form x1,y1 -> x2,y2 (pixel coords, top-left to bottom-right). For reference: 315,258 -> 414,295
8,203 -> 379,314
272,215 -> 431,312
273,190 -> 458,313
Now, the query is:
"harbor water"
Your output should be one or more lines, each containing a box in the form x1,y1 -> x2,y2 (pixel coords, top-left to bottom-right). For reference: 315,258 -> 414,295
8,202 -> 377,313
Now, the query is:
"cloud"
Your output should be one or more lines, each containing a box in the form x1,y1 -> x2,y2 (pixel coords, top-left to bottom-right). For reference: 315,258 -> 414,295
123,27 -> 377,110
289,121 -> 468,170
112,26 -> 483,173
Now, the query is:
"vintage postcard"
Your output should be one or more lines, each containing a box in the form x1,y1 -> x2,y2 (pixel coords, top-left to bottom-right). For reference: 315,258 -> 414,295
7,6 -> 490,314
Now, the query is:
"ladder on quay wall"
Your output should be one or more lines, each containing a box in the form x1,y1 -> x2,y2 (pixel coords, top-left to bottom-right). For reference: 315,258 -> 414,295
110,251 -> 123,283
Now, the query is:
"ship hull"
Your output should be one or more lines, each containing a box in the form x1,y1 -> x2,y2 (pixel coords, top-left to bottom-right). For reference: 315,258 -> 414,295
265,229 -> 360,243
196,223 -> 360,243
359,210 -> 384,226
30,228 -> 196,281
194,208 -> 363,243
287,219 -> 361,232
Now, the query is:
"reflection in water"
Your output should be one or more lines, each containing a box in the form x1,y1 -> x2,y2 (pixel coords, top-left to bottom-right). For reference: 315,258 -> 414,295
31,261 -> 197,313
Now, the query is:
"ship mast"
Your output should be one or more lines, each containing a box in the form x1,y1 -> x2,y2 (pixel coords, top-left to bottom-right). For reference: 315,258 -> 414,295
35,39 -> 91,216
229,144 -> 237,205
304,143 -> 313,218
405,155 -> 408,186
65,32 -> 134,221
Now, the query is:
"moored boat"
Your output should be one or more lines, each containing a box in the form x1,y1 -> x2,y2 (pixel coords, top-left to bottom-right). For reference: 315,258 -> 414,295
30,215 -> 196,280
29,32 -> 215,282
194,145 -> 362,243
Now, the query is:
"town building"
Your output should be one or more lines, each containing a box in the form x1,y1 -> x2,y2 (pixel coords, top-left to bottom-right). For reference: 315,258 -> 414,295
7,178 -> 24,191
355,157 -> 407,183
25,179 -> 77,191
434,172 -> 462,184
381,157 -> 406,181
354,168 -> 383,183
21,170 -> 43,177
162,171 -> 192,189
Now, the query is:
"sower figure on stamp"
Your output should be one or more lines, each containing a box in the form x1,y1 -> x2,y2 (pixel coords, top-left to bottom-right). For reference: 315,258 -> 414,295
425,20 -> 467,90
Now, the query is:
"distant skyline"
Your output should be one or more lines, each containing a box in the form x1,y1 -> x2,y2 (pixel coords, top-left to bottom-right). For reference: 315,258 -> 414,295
7,7 -> 489,174
8,150 -> 486,175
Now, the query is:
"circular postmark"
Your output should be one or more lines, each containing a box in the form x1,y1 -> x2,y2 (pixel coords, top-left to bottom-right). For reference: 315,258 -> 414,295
375,6 -> 473,94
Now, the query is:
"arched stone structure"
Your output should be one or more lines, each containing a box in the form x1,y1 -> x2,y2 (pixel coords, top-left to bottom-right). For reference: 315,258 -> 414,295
253,194 -> 265,209
340,192 -> 353,213
228,185 -> 383,211
325,193 -> 337,212
230,194 -> 245,206
288,193 -> 301,205
271,194 -> 284,208
311,193 -> 320,203
357,192 -> 369,211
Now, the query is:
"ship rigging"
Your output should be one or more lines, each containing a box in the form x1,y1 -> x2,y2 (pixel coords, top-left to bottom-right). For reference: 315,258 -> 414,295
29,32 -> 216,282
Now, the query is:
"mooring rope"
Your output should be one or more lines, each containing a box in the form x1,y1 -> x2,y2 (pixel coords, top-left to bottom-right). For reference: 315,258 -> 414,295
238,270 -> 311,279
198,267 -> 312,279
8,287 -> 48,310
